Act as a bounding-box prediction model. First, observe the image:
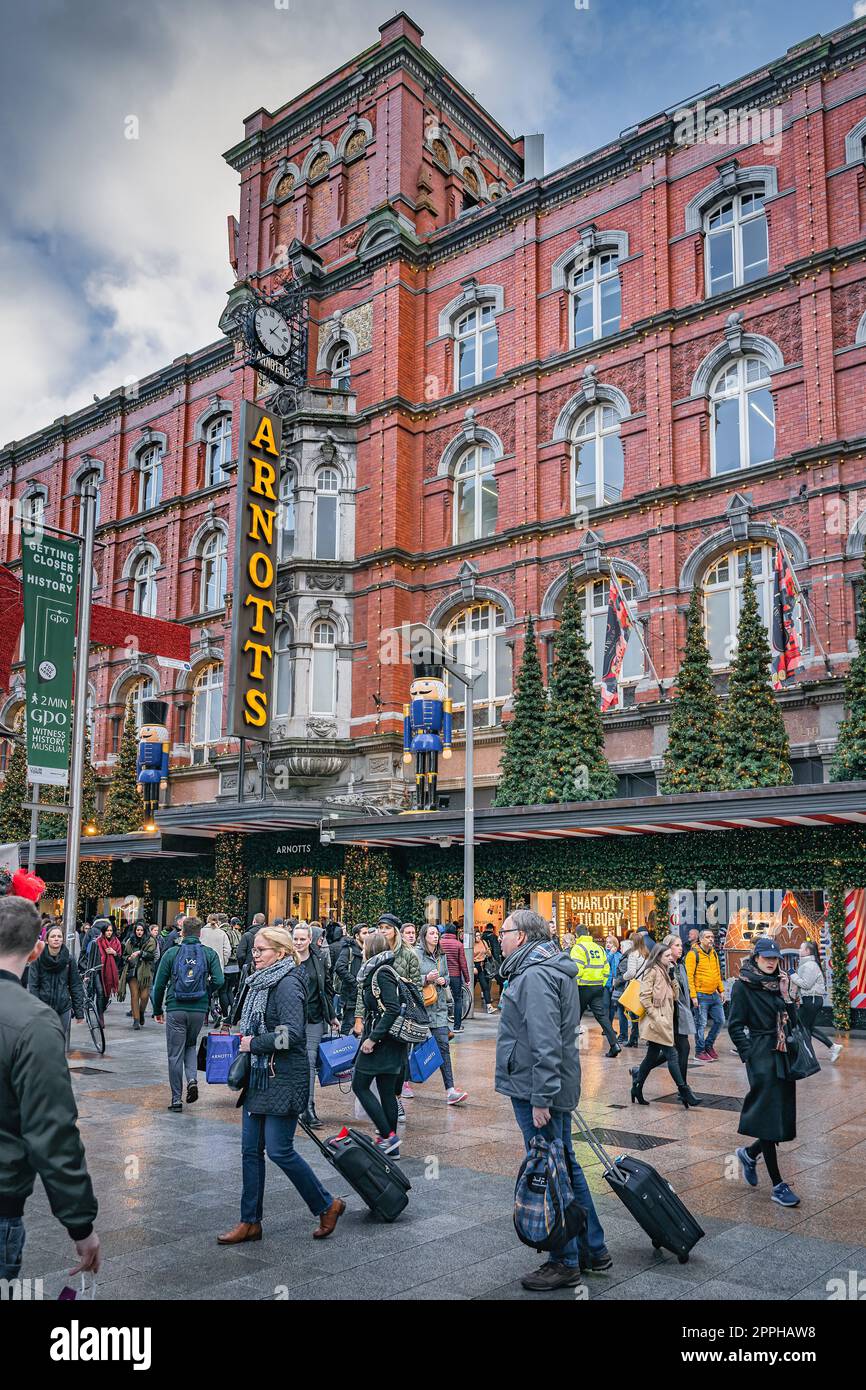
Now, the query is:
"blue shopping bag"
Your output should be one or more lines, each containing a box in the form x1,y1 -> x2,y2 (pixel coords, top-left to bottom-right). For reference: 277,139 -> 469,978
408,1034 -> 443,1084
205,1031 -> 240,1084
317,1032 -> 360,1086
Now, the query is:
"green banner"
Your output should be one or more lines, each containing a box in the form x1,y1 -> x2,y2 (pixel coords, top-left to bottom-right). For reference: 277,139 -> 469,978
22,531 -> 79,787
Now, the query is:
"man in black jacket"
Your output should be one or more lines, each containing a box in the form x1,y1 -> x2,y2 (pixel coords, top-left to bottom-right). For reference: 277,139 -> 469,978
235,912 -> 266,973
0,896 -> 100,1281
333,923 -> 368,1034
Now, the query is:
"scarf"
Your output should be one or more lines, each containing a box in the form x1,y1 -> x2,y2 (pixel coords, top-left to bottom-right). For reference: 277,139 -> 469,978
240,956 -> 296,1092
97,934 -> 121,997
499,938 -> 559,982
356,948 -> 395,985
738,960 -> 793,1051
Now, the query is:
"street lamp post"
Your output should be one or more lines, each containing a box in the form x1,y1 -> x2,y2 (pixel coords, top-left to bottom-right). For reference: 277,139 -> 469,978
63,484 -> 97,948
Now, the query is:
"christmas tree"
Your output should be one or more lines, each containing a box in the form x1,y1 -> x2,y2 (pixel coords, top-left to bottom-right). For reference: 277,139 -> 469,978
660,585 -> 725,792
721,563 -> 792,789
493,614 -> 547,806
38,782 -> 69,841
102,701 -> 144,834
536,571 -> 617,802
0,736 -> 30,843
830,554 -> 866,782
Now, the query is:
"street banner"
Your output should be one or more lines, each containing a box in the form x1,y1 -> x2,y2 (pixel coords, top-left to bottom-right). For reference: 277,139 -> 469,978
600,576 -> 632,710
22,531 -> 79,786
771,542 -> 801,689
227,400 -> 283,739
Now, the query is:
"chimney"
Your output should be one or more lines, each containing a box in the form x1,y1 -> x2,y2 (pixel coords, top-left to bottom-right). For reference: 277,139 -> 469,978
523,133 -> 545,181
378,13 -> 424,48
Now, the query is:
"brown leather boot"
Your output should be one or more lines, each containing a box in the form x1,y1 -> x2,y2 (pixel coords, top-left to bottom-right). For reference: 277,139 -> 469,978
216,1221 -> 262,1245
312,1198 -> 345,1239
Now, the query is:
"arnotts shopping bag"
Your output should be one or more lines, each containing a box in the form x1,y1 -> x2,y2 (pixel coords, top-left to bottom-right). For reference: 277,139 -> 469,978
317,1032 -> 360,1086
408,1034 -> 443,1084
205,1031 -> 240,1084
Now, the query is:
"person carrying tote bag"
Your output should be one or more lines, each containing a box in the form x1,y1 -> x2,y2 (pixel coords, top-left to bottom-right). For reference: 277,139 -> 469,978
349,930 -> 410,1157
415,925 -> 467,1105
217,924 -> 345,1247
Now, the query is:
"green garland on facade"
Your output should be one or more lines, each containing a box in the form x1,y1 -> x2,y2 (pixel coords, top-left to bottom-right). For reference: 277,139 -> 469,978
214,833 -> 249,919
825,877 -> 852,1032
830,552 -> 866,781
343,845 -> 392,924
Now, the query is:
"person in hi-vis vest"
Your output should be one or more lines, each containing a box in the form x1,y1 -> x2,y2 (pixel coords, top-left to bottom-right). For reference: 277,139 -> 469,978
570,927 -> 622,1057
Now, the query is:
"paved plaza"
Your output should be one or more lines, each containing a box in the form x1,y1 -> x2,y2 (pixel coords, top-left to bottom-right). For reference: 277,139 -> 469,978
19,1006 -> 866,1301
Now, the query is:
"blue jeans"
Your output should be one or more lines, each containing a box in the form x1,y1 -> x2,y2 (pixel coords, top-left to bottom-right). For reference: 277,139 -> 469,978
511,1100 -> 607,1269
0,1216 -> 25,1280
241,1108 -> 333,1223
695,993 -> 725,1052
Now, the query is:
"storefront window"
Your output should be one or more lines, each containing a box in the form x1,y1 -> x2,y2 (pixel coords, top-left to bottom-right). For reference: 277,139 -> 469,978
262,874 -> 344,925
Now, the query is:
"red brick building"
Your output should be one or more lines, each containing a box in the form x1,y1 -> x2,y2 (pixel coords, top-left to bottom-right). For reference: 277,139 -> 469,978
5,11 -> 866,879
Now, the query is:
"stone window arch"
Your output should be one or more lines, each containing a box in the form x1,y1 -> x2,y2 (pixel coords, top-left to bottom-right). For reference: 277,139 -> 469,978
424,122 -> 458,172
19,483 -> 48,533
72,459 -> 104,529
265,160 -> 301,203
191,662 -> 224,759
314,466 -> 340,560
844,115 -> 866,167
128,431 -> 168,512
336,117 -> 374,162
193,398 -> 233,486
443,602 -> 512,729
301,140 -> 336,183
689,317 -> 784,398
552,229 -> 627,349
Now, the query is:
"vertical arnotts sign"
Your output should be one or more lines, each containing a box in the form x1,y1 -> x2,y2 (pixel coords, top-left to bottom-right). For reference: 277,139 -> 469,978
228,401 -> 283,738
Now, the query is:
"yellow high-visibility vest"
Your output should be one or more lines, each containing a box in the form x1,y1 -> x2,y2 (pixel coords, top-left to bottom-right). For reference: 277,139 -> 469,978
570,935 -> 609,985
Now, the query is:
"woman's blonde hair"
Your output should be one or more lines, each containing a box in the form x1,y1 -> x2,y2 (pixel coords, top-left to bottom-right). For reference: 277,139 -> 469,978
257,925 -> 299,964
364,929 -> 388,960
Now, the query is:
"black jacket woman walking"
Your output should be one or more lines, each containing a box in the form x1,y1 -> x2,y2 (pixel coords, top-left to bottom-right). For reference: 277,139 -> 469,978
217,925 -> 344,1247
28,925 -> 84,1049
729,936 -> 802,1208
118,923 -> 157,1029
349,930 -> 409,1158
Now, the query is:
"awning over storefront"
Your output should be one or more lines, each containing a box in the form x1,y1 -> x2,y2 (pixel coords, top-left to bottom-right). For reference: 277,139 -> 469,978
153,802 -> 329,837
324,781 -> 866,847
21,830 -> 210,873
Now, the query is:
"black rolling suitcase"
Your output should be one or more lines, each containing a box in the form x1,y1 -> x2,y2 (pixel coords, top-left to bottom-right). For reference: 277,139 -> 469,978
298,1120 -> 411,1222
572,1109 -> 704,1263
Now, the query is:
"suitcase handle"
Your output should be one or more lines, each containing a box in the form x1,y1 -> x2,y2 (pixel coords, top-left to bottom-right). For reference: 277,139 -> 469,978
571,1107 -> 627,1186
297,1115 -> 335,1159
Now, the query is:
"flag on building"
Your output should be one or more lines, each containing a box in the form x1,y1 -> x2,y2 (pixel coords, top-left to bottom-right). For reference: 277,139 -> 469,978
771,542 -> 801,689
844,889 -> 866,1009
600,577 -> 632,711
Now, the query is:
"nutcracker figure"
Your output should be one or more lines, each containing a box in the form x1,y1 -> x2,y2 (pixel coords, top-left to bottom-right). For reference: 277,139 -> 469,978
136,698 -> 170,819
403,662 -> 452,811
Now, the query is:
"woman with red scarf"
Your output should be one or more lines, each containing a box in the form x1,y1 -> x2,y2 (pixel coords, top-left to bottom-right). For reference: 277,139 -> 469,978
87,919 -> 122,1025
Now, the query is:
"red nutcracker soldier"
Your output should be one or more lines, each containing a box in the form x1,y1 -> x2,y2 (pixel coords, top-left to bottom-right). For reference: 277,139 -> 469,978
136,699 -> 170,819
403,662 -> 453,811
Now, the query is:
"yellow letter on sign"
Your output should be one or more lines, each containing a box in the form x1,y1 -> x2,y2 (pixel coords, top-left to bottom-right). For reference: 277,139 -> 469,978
250,416 -> 278,455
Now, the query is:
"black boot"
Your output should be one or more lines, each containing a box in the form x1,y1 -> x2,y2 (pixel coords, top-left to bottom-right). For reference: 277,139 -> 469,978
630,1067 -> 649,1105
305,1105 -> 323,1130
678,1086 -> 702,1108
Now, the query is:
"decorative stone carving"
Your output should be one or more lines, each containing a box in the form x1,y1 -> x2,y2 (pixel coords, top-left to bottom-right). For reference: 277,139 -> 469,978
275,172 -> 295,199
306,716 -> 338,740
432,138 -> 450,168
309,152 -> 330,181
284,752 -> 346,781
345,129 -> 367,159
463,167 -> 479,196
724,311 -> 744,355
306,573 -> 345,591
341,302 -> 372,352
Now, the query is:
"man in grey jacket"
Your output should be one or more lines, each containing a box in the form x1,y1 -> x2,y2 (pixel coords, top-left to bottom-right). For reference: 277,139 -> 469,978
0,896 -> 100,1282
496,909 -> 611,1291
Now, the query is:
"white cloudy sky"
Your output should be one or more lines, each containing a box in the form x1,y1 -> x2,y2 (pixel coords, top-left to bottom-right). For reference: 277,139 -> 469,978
0,0 -> 860,446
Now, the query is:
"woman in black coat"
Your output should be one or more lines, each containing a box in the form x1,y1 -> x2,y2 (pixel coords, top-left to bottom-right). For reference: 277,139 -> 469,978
729,936 -> 801,1208
350,930 -> 409,1157
28,924 -> 84,1049
217,925 -> 345,1247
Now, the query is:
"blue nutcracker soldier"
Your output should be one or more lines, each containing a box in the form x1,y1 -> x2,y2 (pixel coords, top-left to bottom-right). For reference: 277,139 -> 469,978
136,698 -> 170,819
403,661 -> 452,811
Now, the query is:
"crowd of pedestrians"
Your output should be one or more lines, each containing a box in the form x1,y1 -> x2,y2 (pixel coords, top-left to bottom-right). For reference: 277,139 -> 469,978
0,888 -> 848,1293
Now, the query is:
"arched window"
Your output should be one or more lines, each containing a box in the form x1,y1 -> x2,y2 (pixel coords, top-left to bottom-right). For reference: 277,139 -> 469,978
454,445 -> 498,544
278,469 -> 296,562
329,343 -> 351,391
311,622 -> 336,714
273,625 -> 294,717
572,405 -> 624,509
454,305 -> 498,390
127,676 -> 155,731
200,531 -> 228,611
132,553 -> 157,617
20,491 -> 46,533
571,251 -> 621,348
192,664 -> 223,752
315,468 -> 339,560
704,191 -> 768,296
76,470 -> 101,528
710,356 -> 775,475
138,445 -> 163,511
0,703 -> 24,775
205,415 -> 232,487
444,602 -> 511,728
703,543 -> 795,667
575,578 -> 643,685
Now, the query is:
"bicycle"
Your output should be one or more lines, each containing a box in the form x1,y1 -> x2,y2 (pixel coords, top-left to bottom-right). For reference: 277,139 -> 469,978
80,967 -> 106,1055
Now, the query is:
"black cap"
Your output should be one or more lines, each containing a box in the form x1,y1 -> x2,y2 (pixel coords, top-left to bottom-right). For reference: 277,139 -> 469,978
412,661 -> 444,680
377,912 -> 403,932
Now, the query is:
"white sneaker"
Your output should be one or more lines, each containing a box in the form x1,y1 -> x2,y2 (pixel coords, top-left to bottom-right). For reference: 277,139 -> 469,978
401,1083 -> 414,1098
829,1042 -> 842,1063
486,1004 -> 496,1014
396,1098 -> 406,1124
447,1088 -> 468,1105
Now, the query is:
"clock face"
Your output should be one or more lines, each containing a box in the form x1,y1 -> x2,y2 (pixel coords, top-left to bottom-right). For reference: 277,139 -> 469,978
253,305 -> 291,359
